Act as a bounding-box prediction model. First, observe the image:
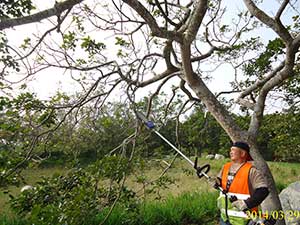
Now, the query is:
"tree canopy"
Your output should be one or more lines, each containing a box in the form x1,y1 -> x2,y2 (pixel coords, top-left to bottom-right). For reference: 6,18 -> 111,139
0,1 -> 300,224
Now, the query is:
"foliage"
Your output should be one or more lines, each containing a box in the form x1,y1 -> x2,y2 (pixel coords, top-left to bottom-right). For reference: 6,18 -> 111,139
0,0 -> 35,19
9,155 -> 138,225
136,192 -> 218,225
243,38 -> 285,78
261,113 -> 300,162
2,91 -> 300,193
181,107 -> 230,156
0,92 -> 58,186
1,0 -> 300,222
2,158 -> 300,224
4,190 -> 218,225
0,215 -> 27,225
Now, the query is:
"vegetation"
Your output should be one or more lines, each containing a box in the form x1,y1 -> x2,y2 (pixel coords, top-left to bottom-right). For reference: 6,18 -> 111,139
1,94 -> 300,223
0,1 -> 300,224
0,158 -> 299,224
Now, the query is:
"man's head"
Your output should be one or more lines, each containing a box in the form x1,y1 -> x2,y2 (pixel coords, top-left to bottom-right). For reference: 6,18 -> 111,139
230,141 -> 253,163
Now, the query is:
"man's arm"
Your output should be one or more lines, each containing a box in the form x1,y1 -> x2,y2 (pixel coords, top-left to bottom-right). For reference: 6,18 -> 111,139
245,187 -> 269,209
246,167 -> 269,209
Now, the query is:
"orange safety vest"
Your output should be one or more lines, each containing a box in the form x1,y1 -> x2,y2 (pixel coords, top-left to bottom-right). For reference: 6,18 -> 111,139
221,162 -> 258,212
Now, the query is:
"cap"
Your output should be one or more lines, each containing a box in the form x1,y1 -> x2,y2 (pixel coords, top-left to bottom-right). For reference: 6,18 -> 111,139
232,141 -> 253,161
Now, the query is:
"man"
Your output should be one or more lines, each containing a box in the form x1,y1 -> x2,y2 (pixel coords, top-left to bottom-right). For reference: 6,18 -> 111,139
210,141 -> 275,225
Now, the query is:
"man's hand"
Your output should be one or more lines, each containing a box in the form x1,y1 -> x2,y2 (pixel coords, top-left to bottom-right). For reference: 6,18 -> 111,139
231,199 -> 248,211
208,177 -> 220,190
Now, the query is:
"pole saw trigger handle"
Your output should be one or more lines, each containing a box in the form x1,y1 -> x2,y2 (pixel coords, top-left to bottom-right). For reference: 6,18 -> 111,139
194,157 -> 210,179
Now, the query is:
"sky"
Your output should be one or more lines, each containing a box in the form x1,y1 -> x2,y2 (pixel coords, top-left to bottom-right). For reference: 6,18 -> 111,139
2,0 -> 295,114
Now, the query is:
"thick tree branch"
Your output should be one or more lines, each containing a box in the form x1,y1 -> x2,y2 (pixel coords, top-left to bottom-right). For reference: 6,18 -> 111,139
248,46 -> 297,137
243,0 -> 292,43
163,40 -> 176,69
184,0 -> 208,44
180,79 -> 200,102
137,67 -> 179,87
122,0 -> 183,43
0,0 -> 83,30
238,62 -> 285,99
242,0 -> 299,141
180,43 -> 245,141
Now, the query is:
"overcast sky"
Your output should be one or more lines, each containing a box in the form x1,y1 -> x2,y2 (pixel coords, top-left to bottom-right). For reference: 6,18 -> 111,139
4,0 -> 293,114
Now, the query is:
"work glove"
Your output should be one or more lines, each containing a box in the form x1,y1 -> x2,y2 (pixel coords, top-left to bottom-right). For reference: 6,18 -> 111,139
247,221 -> 261,225
248,217 -> 276,225
261,218 -> 276,225
207,177 -> 220,190
231,199 -> 248,211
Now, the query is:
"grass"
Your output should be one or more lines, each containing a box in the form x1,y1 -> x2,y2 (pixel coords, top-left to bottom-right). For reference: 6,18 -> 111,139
0,157 -> 299,224
267,161 -> 300,191
93,191 -> 219,225
0,166 -> 66,216
0,215 -> 27,225
139,192 -> 218,225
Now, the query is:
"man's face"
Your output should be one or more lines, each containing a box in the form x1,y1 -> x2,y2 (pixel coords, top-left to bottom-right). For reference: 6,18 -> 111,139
230,146 -> 245,162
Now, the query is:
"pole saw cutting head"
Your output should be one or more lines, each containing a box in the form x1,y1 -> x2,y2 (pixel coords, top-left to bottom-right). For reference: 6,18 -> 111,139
136,112 -> 155,129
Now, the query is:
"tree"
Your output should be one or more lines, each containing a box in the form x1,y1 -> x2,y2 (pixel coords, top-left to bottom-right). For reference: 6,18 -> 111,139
1,1 -> 300,224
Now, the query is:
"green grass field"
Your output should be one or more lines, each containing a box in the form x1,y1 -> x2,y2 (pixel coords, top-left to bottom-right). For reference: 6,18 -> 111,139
0,157 -> 299,223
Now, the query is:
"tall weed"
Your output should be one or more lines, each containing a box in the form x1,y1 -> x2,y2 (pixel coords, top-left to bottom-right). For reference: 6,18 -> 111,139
95,191 -> 218,225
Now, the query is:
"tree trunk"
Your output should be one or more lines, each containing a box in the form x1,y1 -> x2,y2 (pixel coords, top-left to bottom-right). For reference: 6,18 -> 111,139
250,143 -> 285,225
180,40 -> 285,223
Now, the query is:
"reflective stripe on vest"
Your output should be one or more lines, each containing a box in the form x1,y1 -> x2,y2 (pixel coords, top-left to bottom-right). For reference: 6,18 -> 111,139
219,192 -> 250,201
220,209 -> 249,218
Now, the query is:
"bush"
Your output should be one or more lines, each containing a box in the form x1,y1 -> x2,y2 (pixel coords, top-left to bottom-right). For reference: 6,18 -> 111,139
9,156 -> 138,225
8,155 -> 219,225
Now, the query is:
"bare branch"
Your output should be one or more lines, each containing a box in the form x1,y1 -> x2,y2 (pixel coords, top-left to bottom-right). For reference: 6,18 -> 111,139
154,0 -> 178,27
164,86 -> 178,117
191,46 -> 217,62
146,74 -> 177,116
275,0 -> 289,20
216,90 -> 240,98
180,79 -> 200,102
0,0 -> 83,30
16,8 -> 72,61
122,0 -> 183,43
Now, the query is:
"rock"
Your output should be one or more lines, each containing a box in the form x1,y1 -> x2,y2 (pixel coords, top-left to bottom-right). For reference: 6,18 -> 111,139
279,181 -> 300,225
206,154 -> 215,160
21,185 -> 34,192
215,154 -> 225,160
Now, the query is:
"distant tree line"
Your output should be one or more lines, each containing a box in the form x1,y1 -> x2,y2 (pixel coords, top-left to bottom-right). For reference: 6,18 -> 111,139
2,93 -> 298,170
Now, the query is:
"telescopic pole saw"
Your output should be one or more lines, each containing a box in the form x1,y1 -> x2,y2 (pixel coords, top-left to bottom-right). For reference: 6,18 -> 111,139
136,112 -> 276,225
136,112 -> 215,183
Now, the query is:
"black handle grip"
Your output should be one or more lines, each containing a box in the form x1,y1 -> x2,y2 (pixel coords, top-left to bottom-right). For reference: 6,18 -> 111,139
196,164 -> 210,179
229,195 -> 238,202
194,157 -> 211,179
